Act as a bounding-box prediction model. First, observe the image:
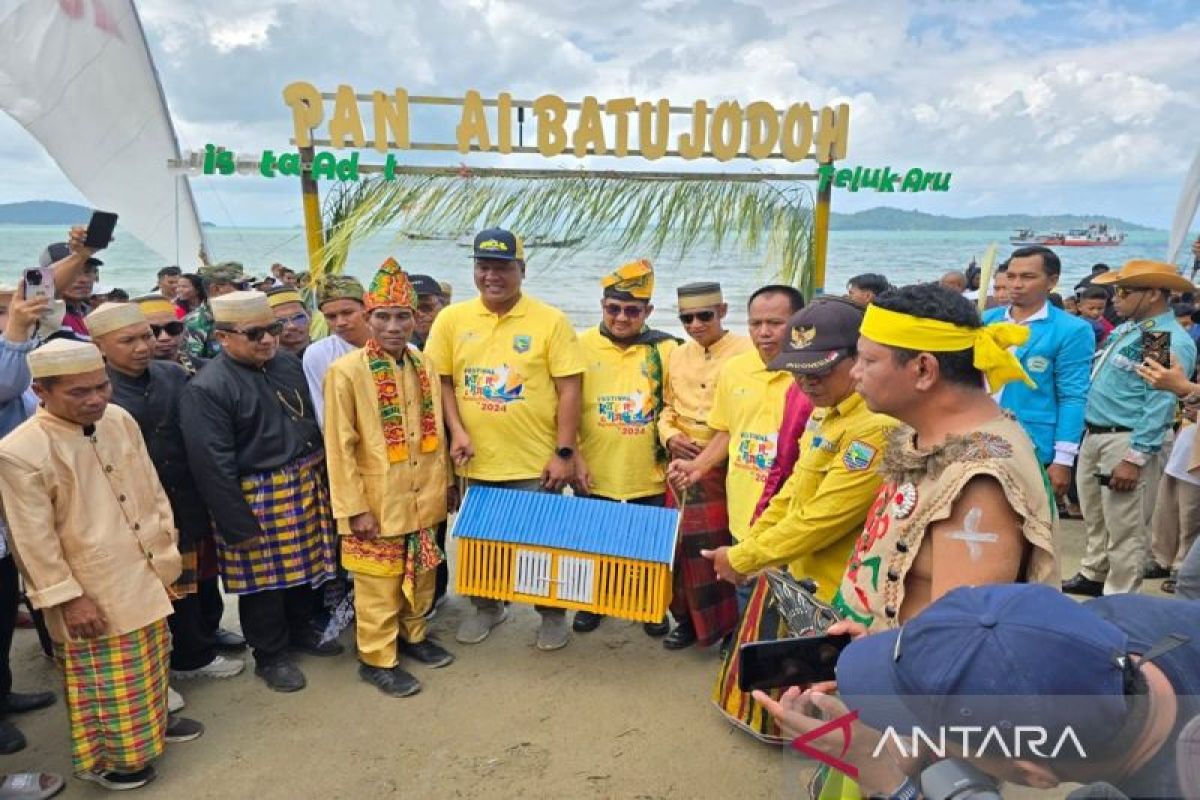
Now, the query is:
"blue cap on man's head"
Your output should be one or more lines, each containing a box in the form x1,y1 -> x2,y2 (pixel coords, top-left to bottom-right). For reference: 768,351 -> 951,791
470,228 -> 525,262
836,584 -> 1133,754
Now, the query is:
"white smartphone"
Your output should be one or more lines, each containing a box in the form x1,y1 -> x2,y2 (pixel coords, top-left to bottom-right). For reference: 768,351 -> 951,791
22,267 -> 55,302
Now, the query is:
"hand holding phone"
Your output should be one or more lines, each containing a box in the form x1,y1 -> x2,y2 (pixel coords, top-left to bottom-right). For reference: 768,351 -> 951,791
83,211 -> 118,250
738,633 -> 852,692
1142,330 -> 1171,368
22,267 -> 55,302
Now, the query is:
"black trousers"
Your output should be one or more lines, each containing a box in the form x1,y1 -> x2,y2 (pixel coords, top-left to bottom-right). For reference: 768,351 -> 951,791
168,592 -> 217,671
198,576 -> 225,635
0,555 -> 16,702
238,585 -> 315,665
433,520 -> 449,606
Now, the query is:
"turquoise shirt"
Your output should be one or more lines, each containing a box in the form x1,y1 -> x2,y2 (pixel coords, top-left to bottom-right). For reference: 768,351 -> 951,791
1085,310 -> 1196,454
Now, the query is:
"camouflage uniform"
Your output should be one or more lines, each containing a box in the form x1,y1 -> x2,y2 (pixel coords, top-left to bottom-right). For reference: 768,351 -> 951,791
183,262 -> 244,359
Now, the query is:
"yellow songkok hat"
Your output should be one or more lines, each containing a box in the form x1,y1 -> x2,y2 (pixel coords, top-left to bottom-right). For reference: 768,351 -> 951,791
365,257 -> 416,311
135,294 -> 177,317
28,339 -> 105,379
859,304 -> 1035,391
602,259 -> 654,301
211,290 -> 273,325
677,281 -> 723,311
266,288 -> 304,308
86,302 -> 147,337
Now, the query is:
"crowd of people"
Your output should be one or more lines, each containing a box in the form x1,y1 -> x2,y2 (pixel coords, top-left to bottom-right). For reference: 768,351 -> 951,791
0,226 -> 1198,798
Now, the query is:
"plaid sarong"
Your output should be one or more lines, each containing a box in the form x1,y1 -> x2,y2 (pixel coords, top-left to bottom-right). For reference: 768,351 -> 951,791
56,619 -> 171,774
665,467 -> 738,647
712,573 -> 787,742
171,540 -> 199,598
219,451 -> 337,594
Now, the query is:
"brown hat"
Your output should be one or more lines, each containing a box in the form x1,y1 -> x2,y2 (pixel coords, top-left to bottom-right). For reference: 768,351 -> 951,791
768,297 -> 864,374
1092,259 -> 1194,292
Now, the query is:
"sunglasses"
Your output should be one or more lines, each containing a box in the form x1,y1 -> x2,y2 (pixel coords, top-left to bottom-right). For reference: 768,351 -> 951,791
279,311 -> 309,328
678,310 -> 716,324
603,302 -> 646,319
222,321 -> 284,342
150,322 -> 184,337
1114,286 -> 1151,298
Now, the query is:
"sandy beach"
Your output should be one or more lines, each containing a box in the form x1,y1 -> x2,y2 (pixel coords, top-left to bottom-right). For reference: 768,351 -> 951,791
4,518 -> 1161,799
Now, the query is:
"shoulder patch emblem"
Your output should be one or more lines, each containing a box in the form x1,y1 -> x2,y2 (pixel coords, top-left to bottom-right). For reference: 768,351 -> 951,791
843,439 -> 878,471
1026,355 -> 1050,373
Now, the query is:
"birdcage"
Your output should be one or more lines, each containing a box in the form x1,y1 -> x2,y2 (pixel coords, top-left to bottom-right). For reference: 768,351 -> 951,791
452,486 -> 680,623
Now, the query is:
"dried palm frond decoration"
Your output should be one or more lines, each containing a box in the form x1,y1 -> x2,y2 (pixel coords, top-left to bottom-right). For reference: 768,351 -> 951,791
315,169 -> 818,296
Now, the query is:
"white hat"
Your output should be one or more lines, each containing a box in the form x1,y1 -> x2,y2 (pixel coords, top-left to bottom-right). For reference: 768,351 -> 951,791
85,302 -> 146,337
28,339 -> 105,379
211,290 -> 274,325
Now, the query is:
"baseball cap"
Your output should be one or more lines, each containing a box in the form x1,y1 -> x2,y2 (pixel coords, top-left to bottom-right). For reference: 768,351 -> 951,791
39,242 -> 103,269
836,584 -> 1132,756
470,228 -> 525,262
768,296 -> 863,374
408,274 -> 442,297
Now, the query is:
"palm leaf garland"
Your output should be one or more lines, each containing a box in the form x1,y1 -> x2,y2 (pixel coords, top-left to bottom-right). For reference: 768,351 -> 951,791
317,172 -> 818,296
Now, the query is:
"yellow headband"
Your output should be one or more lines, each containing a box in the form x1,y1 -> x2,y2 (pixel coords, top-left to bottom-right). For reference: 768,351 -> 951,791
860,305 -> 1035,391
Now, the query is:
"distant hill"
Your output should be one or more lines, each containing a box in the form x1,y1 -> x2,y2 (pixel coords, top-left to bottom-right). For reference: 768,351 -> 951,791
0,201 -> 93,225
829,207 -> 1157,232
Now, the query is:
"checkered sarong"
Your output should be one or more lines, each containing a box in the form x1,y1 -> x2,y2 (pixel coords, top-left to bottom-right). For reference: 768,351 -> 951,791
56,619 -> 170,774
666,467 -> 739,647
219,450 -> 337,594
171,541 -> 199,598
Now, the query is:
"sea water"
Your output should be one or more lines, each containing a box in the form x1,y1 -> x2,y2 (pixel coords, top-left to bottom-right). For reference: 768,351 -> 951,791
0,225 -> 1184,329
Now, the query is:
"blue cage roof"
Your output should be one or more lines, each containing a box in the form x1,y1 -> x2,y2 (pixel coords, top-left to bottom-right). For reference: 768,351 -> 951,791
452,487 -> 679,565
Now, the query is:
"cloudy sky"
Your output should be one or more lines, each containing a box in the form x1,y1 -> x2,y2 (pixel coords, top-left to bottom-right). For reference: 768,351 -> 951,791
3,0 -> 1198,228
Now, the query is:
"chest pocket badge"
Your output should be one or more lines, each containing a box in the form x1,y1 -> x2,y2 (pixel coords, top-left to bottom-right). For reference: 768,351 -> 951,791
1026,355 -> 1050,374
513,335 -> 532,354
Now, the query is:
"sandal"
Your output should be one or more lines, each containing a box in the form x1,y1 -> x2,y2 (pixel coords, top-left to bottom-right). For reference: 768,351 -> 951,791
0,773 -> 65,800
1162,578 -> 1177,594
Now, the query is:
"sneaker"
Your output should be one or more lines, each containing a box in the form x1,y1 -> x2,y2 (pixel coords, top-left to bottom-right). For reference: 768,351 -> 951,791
1143,561 -> 1171,580
290,634 -> 345,658
165,715 -> 204,743
77,766 -> 156,791
401,638 -> 455,668
171,654 -> 244,681
167,686 -> 185,713
1061,573 -> 1104,597
572,611 -> 603,633
536,612 -> 570,651
358,664 -> 421,698
254,660 -> 306,693
455,605 -> 508,644
213,627 -> 247,652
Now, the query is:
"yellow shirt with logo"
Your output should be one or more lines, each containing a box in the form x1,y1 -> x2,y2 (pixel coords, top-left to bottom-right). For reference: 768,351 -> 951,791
706,349 -> 793,541
425,294 -> 585,481
578,327 -> 679,501
658,332 -> 752,446
727,393 -> 896,602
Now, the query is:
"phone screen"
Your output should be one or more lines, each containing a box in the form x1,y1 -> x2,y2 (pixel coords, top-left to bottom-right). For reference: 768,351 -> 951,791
84,211 -> 118,250
1142,330 -> 1171,368
737,633 -> 852,692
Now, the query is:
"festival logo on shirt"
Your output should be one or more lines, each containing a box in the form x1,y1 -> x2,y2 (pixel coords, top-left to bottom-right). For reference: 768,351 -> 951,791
463,364 -> 526,412
733,431 -> 778,482
597,391 -> 655,434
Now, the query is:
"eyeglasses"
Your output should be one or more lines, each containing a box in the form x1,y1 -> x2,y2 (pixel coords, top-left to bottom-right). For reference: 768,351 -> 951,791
678,310 -> 716,324
150,322 -> 184,337
1114,287 -> 1150,298
279,312 -> 309,328
603,302 -> 646,319
222,321 -> 284,342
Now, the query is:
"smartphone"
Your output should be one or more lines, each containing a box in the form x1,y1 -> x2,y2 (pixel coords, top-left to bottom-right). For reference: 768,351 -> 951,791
22,266 -> 55,302
83,210 -> 118,250
1142,330 -> 1171,368
737,633 -> 852,692
1095,473 -> 1111,487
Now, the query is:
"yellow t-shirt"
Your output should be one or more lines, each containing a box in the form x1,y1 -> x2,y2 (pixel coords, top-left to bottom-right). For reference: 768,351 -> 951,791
424,294 -> 585,481
707,349 -> 793,541
578,327 -> 679,501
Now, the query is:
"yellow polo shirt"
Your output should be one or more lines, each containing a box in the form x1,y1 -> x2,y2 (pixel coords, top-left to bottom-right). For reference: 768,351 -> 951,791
425,294 -> 585,481
578,327 -> 679,501
707,349 -> 793,541
727,392 -> 896,601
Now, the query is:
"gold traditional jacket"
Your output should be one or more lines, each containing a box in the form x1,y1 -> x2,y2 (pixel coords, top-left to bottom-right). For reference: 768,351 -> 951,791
322,346 -> 449,539
833,414 -> 1059,629
0,406 -> 180,642
658,331 -> 752,446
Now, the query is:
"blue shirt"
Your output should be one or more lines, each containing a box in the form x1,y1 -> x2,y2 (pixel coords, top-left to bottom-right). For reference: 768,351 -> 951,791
1085,311 -> 1196,454
0,335 -> 36,440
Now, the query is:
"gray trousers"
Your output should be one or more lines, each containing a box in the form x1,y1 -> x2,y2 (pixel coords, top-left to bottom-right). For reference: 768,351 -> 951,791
1178,538 -> 1200,600
1076,431 -> 1163,594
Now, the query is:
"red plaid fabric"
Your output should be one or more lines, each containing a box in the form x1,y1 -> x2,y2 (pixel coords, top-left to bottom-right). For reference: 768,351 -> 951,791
666,467 -> 739,647
712,573 -> 786,742
56,619 -> 171,774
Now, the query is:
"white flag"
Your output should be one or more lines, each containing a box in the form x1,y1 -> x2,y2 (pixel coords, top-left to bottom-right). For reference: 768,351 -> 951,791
0,0 -> 207,267
1168,144 -> 1200,268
